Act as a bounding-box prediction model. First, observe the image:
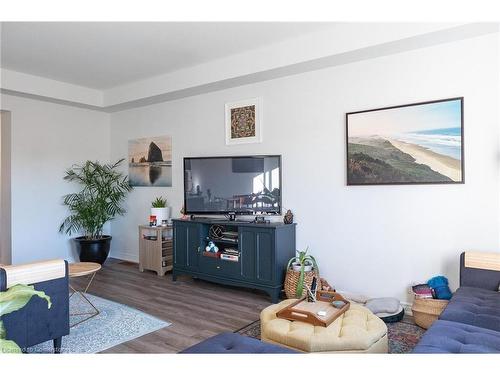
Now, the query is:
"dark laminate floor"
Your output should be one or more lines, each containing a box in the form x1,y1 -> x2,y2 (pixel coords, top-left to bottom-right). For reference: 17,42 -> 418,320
71,258 -> 272,353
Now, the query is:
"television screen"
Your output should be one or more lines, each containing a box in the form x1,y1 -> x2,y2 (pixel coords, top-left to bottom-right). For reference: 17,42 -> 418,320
184,156 -> 281,215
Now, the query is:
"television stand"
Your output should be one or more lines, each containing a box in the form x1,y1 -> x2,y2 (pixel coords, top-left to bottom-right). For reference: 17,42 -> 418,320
172,217 -> 296,303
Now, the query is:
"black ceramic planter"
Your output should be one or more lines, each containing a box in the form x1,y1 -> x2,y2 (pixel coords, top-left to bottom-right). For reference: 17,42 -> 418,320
74,235 -> 112,265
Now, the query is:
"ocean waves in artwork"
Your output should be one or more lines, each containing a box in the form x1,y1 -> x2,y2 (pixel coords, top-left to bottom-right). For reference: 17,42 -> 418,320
396,127 -> 462,160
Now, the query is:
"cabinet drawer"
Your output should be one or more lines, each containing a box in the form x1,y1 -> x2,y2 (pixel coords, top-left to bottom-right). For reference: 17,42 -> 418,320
199,256 -> 241,278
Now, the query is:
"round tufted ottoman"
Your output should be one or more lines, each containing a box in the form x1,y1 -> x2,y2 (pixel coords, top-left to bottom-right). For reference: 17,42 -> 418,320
260,299 -> 388,353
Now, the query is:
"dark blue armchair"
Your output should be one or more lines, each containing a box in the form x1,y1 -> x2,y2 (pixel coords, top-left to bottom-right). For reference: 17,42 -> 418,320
0,259 -> 70,353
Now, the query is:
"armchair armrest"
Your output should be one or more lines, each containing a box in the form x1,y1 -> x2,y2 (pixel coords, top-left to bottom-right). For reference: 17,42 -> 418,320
0,259 -> 66,289
460,251 -> 500,291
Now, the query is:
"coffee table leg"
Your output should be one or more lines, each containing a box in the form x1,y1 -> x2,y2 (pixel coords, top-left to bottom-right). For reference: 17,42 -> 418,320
69,272 -> 100,328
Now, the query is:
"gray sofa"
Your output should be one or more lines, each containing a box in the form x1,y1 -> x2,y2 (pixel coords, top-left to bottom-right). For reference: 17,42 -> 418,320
413,252 -> 500,353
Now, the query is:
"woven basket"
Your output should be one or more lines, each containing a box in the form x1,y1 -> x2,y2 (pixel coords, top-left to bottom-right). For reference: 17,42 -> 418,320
284,268 -> 321,299
411,298 -> 449,329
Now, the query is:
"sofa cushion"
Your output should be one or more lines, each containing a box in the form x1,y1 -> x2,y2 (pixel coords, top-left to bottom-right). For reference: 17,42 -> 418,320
180,333 -> 297,354
439,286 -> 500,332
413,320 -> 500,353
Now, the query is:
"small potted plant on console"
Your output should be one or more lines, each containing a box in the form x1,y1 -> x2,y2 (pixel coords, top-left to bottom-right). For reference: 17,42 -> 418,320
59,159 -> 132,264
151,196 -> 170,226
284,247 -> 320,298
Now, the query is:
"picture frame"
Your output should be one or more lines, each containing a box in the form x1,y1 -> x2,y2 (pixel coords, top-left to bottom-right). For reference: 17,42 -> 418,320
128,135 -> 173,187
225,97 -> 262,145
346,97 -> 464,185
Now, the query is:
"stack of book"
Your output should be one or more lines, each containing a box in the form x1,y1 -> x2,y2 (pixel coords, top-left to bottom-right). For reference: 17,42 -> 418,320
412,283 -> 434,299
221,231 -> 238,243
220,248 -> 240,262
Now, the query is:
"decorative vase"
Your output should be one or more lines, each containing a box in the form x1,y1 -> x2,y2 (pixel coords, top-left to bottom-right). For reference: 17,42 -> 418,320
292,262 -> 313,272
151,207 -> 171,226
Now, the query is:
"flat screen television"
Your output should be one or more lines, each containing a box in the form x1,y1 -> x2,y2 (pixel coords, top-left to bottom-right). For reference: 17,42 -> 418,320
183,155 -> 281,215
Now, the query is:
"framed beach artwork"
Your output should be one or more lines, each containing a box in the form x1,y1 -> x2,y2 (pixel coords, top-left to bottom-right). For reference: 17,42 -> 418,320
346,97 -> 464,185
128,135 -> 172,187
225,97 -> 262,145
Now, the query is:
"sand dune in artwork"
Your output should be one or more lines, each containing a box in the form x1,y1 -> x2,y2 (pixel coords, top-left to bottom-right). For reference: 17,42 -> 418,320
388,139 -> 461,181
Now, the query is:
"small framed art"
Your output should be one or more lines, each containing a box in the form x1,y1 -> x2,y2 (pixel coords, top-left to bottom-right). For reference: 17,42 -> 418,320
225,97 -> 262,145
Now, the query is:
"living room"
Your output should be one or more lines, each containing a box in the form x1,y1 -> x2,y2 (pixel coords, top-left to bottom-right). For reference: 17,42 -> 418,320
1,1 -> 500,372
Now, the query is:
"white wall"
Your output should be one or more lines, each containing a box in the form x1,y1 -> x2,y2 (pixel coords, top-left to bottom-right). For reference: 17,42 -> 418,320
0,111 -> 12,264
109,33 -> 500,304
0,94 -> 110,264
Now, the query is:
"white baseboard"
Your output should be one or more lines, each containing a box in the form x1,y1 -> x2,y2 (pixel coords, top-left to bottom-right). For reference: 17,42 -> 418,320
401,302 -> 413,316
337,289 -> 413,315
109,249 -> 138,263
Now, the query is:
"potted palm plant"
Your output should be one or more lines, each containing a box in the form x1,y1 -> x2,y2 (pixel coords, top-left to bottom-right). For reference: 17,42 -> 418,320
284,248 -> 320,299
59,159 -> 132,264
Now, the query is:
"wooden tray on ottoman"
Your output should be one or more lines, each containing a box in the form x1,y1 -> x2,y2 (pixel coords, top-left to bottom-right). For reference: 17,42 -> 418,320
276,291 -> 350,327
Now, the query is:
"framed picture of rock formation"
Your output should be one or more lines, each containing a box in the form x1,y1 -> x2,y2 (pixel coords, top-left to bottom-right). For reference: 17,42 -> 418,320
128,135 -> 172,187
225,98 -> 262,145
346,97 -> 464,185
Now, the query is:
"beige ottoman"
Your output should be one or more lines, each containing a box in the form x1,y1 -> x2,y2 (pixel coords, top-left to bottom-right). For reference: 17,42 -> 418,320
261,299 -> 388,353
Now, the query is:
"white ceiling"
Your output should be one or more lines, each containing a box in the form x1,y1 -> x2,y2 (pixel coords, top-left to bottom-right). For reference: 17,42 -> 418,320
2,23 -> 495,111
1,22 -> 332,89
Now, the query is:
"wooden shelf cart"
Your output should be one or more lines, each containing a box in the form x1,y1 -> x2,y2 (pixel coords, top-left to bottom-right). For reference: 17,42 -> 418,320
139,225 -> 173,276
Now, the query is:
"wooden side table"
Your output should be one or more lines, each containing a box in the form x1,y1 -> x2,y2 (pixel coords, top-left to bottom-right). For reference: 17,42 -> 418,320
68,262 -> 101,328
139,225 -> 173,276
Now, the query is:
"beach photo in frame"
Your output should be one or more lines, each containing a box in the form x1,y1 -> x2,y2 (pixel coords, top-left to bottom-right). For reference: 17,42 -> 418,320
225,97 -> 262,145
128,135 -> 172,187
346,97 -> 464,185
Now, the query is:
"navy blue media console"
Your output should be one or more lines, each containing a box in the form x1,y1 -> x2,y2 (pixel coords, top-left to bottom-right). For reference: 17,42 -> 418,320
172,218 -> 296,303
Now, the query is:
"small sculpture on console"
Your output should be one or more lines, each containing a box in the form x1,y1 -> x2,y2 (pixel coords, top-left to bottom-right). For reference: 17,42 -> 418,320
283,209 -> 294,224
205,241 -> 219,253
180,205 -> 189,220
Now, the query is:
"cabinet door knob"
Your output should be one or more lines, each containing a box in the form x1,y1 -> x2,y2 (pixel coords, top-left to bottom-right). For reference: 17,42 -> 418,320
216,266 -> 220,269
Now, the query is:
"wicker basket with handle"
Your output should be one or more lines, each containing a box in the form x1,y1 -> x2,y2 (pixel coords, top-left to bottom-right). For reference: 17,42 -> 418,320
411,298 -> 449,329
284,268 -> 322,299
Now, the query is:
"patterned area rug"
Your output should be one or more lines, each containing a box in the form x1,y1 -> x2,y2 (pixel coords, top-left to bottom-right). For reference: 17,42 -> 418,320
387,319 -> 426,353
235,317 -> 425,354
29,294 -> 171,353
